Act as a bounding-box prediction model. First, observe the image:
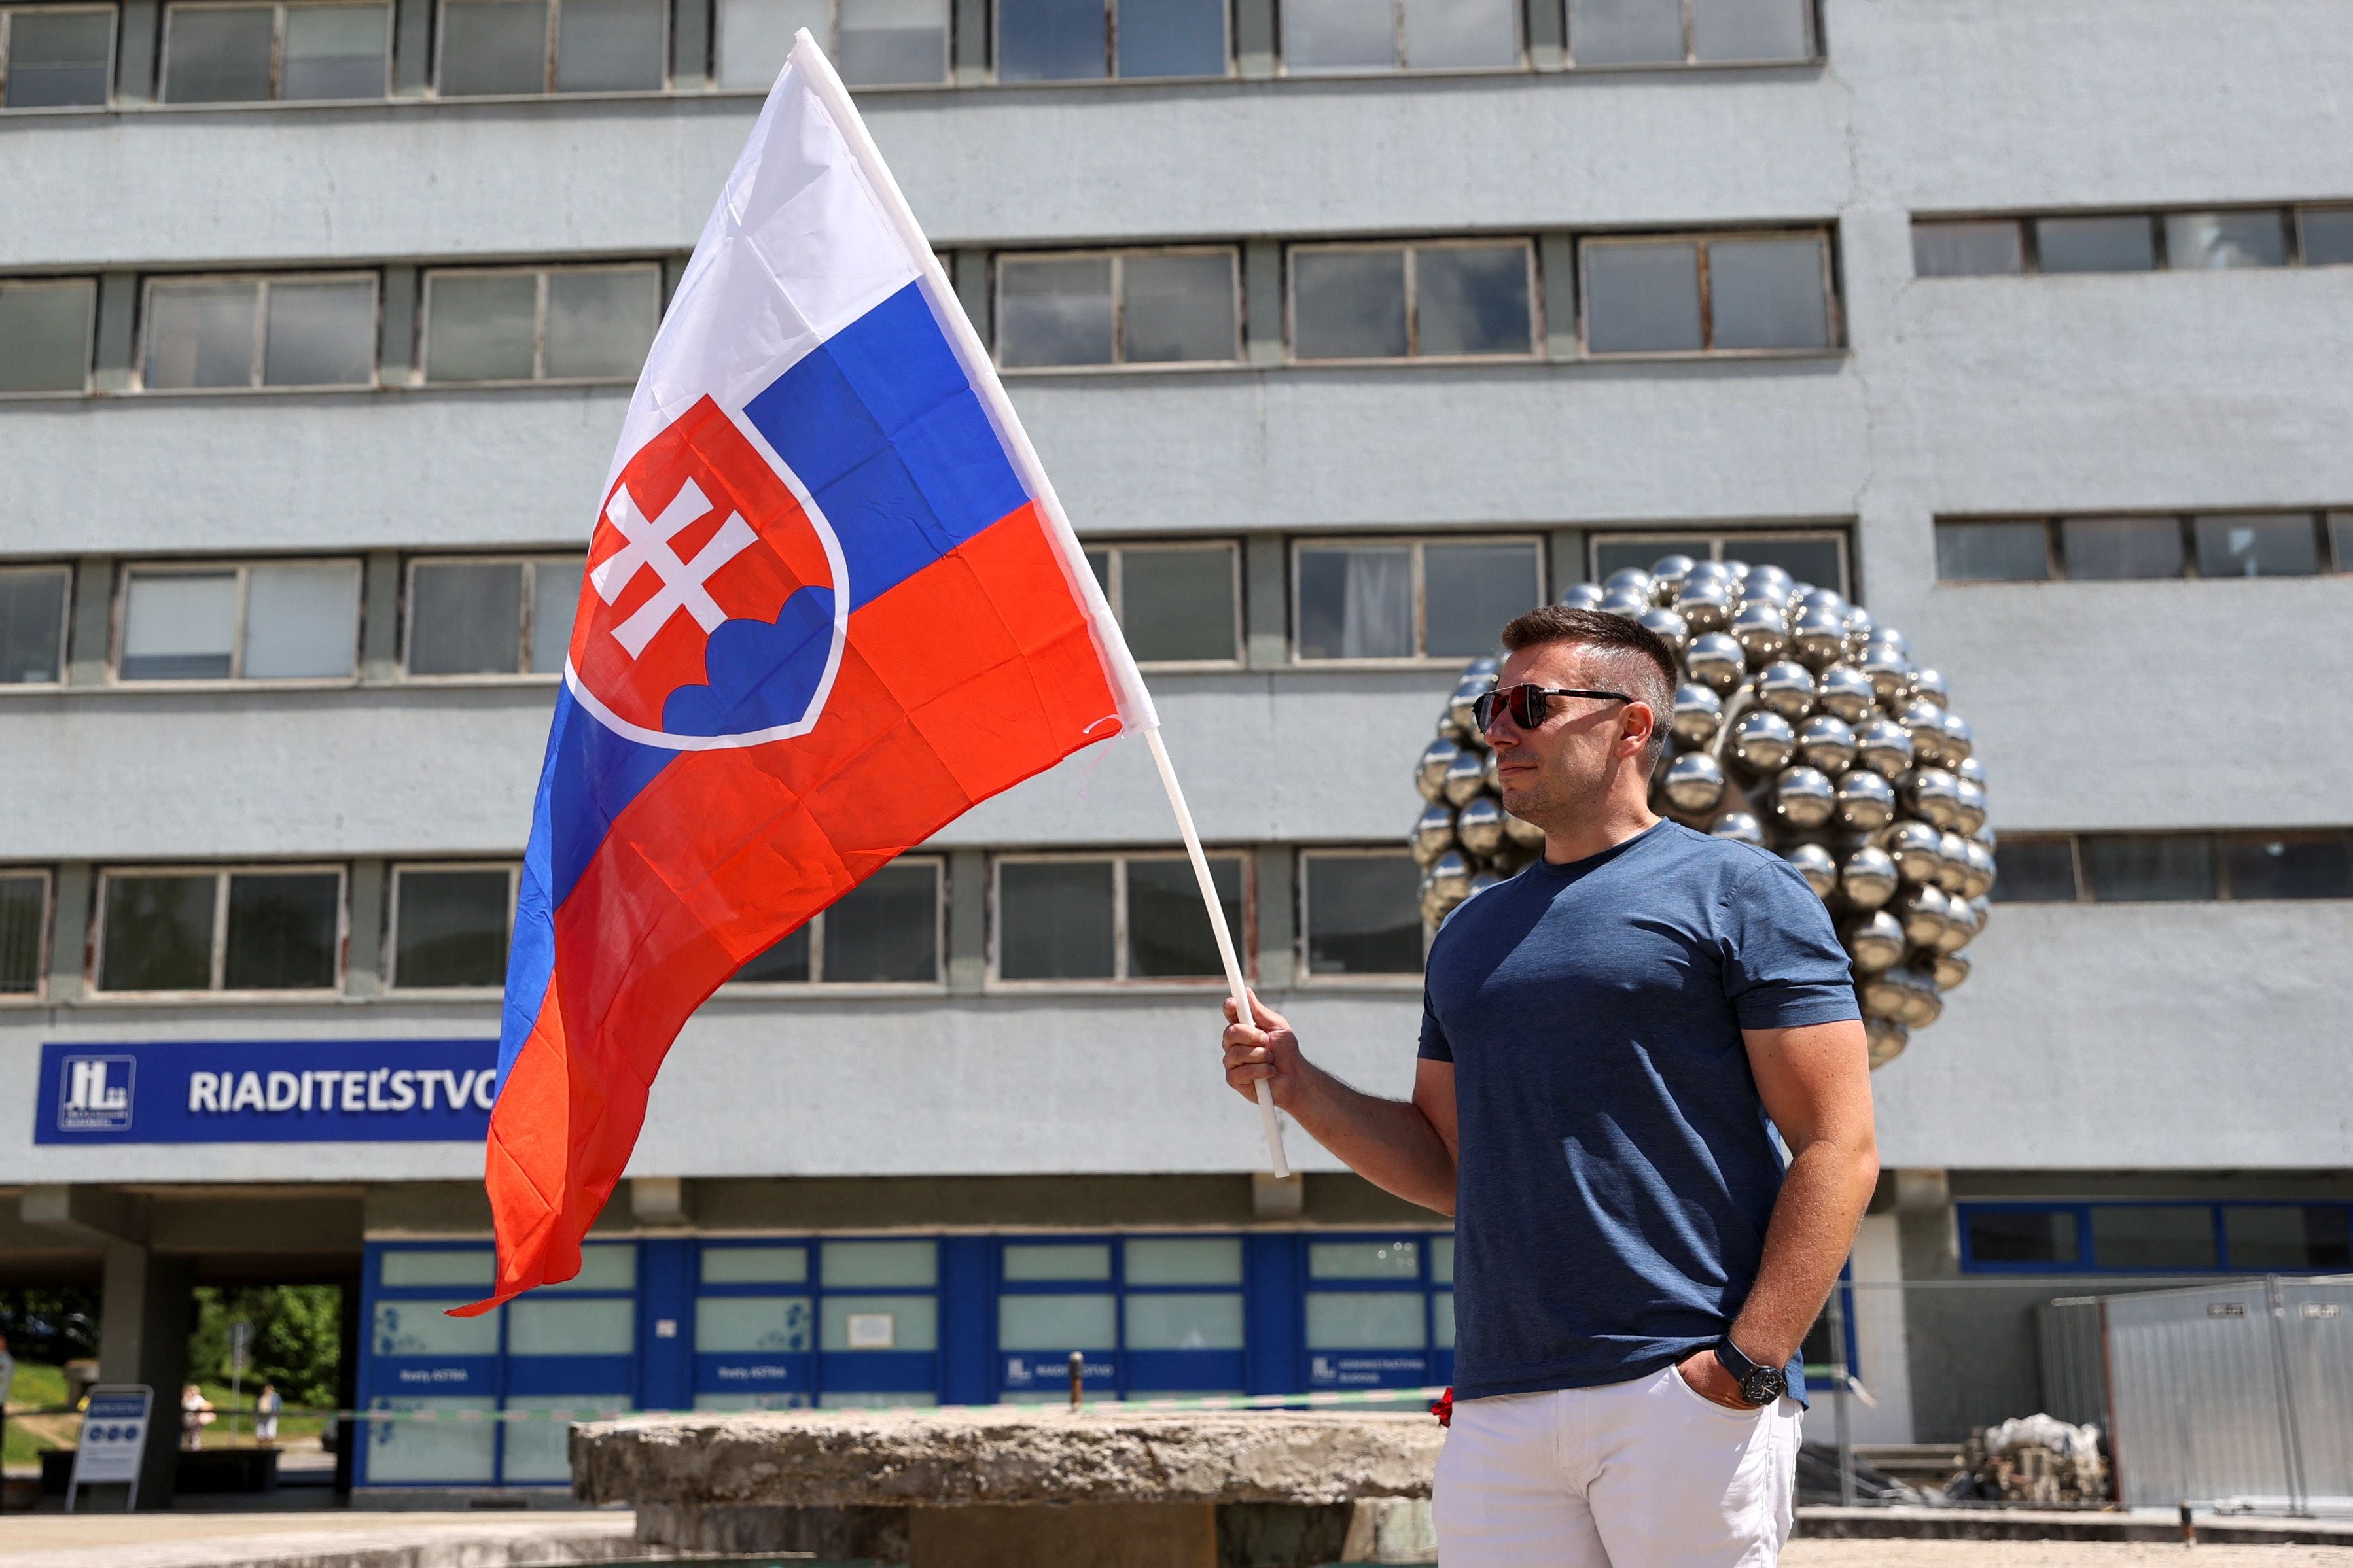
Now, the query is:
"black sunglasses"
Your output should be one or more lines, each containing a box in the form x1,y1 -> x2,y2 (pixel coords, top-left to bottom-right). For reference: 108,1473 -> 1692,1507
1472,684 -> 1634,733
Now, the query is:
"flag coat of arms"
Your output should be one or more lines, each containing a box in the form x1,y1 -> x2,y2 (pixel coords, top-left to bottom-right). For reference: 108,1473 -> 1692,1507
461,34 -> 1158,1313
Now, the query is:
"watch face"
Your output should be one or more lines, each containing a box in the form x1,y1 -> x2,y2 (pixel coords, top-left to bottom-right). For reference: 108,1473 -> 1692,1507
1740,1368 -> 1785,1406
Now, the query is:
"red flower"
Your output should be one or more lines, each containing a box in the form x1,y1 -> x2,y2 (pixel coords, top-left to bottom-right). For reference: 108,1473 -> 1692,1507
1431,1387 -> 1454,1428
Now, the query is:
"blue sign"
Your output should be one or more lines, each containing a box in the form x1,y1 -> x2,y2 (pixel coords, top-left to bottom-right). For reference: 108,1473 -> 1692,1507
35,1040 -> 497,1144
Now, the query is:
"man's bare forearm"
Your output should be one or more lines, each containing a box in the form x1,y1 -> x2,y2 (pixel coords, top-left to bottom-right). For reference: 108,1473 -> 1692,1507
1727,1134 -> 1878,1366
1283,1058 -> 1457,1216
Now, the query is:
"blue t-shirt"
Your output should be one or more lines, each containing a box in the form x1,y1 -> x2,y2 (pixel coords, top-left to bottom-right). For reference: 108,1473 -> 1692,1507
1418,819 -> 1860,1403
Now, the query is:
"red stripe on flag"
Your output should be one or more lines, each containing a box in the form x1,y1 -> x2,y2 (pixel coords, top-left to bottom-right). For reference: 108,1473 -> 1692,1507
462,502 -> 1119,1311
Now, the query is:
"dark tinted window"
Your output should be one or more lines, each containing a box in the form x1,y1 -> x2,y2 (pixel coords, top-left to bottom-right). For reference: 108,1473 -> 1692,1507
2060,516 -> 2184,580
0,567 -> 69,684
1114,0 -> 1224,75
2089,1206 -> 2216,1270
2035,215 -> 2155,273
2193,513 -> 2321,578
222,871 -> 341,989
2224,1206 -> 2353,1271
1125,857 -> 1241,979
101,875 -> 217,992
999,860 -> 1116,980
0,874 -> 45,994
1990,837 -> 2076,903
2081,835 -> 2215,902
2302,207 -> 2353,266
3,7 -> 115,105
1302,853 -> 1423,975
395,869 -> 512,988
737,925 -> 811,982
1965,1208 -> 2078,1266
1936,521 -> 2050,582
2223,832 -> 2353,900
825,862 -> 940,983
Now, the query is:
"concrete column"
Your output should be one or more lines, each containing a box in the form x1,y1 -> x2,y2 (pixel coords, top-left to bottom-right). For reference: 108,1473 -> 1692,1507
360,550 -> 402,682
378,267 -> 418,387
115,0 -> 160,103
97,1239 -> 193,1508
1242,534 -> 1287,670
951,251 -> 992,349
45,863 -> 93,1003
671,0 -> 711,86
1538,233 -> 1578,360
1546,528 -> 1585,597
1233,0 -> 1275,77
1241,242 -> 1284,367
90,275 -> 139,394
66,557 -> 112,685
1252,845 -> 1294,991
947,847 -> 987,994
346,859 -> 387,997
393,0 -> 433,93
951,0 -> 989,81
1524,0 -> 1565,67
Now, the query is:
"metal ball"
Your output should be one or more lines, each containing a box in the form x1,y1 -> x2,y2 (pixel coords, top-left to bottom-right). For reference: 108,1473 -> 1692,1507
1456,797 -> 1506,858
1710,812 -> 1766,846
1423,848 -> 1474,906
1956,756 -> 1989,788
1753,661 -> 1817,721
1893,882 -> 1953,949
1883,820 -> 1944,884
1865,1018 -> 1909,1068
1796,714 -> 1858,775
1416,740 -> 1461,802
1839,846 -> 1900,909
1866,626 -> 1910,659
1446,677 -> 1495,746
1936,896 -> 1979,955
1784,842 -> 1839,900
1599,587 -> 1648,618
1411,804 -> 1458,867
1786,580 -> 1816,601
1896,970 -> 1943,1028
1858,642 -> 1913,704
1854,718 -> 1914,780
1909,668 -> 1950,709
1604,567 -> 1654,601
1670,683 -> 1724,748
1673,576 -> 1735,635
1833,769 -> 1897,832
1743,563 -> 1795,602
1464,871 -> 1504,904
1937,710 -> 1973,765
1899,698 -> 1948,766
1959,839 -> 1996,900
1729,599 -> 1790,664
1814,664 -> 1876,725
1797,587 -> 1848,617
1841,604 -> 1877,653
1727,559 -> 1750,582
1442,750 -> 1489,808
1773,765 -> 1837,829
1639,606 -> 1690,657
1936,831 -> 1972,894
1845,910 -> 1907,973
1789,610 -> 1849,672
1861,969 -> 1910,1022
1436,708 -> 1471,747
1686,559 -> 1735,585
1727,710 -> 1797,773
1969,894 -> 1990,935
1663,752 -> 1727,813
1684,633 -> 1746,693
1558,582 -> 1606,611
1930,951 -> 1970,990
1483,747 -> 1501,794
1503,808 -> 1546,849
1903,767 -> 1962,829
1647,554 -> 1696,604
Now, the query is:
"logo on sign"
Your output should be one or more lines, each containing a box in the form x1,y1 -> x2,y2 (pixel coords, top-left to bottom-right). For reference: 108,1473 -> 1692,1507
567,395 -> 849,753
58,1056 -> 134,1132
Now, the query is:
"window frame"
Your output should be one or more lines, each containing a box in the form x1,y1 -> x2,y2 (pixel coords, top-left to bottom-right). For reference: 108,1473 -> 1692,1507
1082,538 -> 1245,669
1293,845 -> 1426,986
109,557 -> 364,687
1562,0 -> 1818,69
159,0 -> 395,103
1277,0 -> 1526,75
0,865 -> 55,1004
1934,512 -> 2344,584
1298,1230 -> 1453,1387
89,863 -> 350,999
0,562 -> 73,688
1909,203 -> 2353,277
398,552 -> 582,681
134,270 -> 382,393
386,860 -> 520,994
1585,527 -> 1852,599
1957,1199 -> 2353,1276
1285,237 -> 1542,365
417,262 -> 663,385
986,848 -> 1255,991
0,276 -> 99,396
1576,227 -> 1840,359
992,0 -> 1235,82
1286,532 -> 1546,667
991,245 -> 1243,372
0,4 -> 119,110
1981,830 -> 2353,904
718,854 -> 949,992
432,0 -> 672,96
1987,833 -> 2082,905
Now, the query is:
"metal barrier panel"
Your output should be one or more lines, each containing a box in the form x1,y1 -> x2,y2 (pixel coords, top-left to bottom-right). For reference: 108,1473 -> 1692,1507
2276,1276 -> 2353,1509
2034,1297 -> 2109,1429
2104,1280 -> 2293,1509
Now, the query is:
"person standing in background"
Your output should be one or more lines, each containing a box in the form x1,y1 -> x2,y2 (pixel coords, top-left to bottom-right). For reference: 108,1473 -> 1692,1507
255,1382 -> 281,1446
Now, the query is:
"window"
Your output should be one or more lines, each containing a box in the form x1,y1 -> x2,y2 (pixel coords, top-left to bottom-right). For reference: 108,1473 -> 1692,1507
1292,536 -> 1540,661
1283,0 -> 1517,73
366,1249 -> 501,1484
1915,207 -> 2348,277
501,1243 -> 635,1481
2079,834 -> 2216,903
2223,1205 -> 2352,1271
2057,516 -> 2184,580
141,274 -> 378,391
2089,1206 -> 2217,1271
391,865 -> 516,989
997,0 -> 1226,79
2221,832 -> 2353,901
1963,1207 -> 2079,1268
1964,1201 -> 2353,1274
2301,206 -> 2353,267
437,0 -> 666,93
1933,520 -> 2050,583
1290,242 -> 1534,360
0,869 -> 49,997
95,867 -> 345,993
2163,211 -> 2288,271
2034,215 -> 2155,275
731,858 -> 944,986
162,1 -> 390,101
1581,232 -> 1831,355
1911,220 -> 2025,279
1989,837 -> 2076,904
1588,531 -> 1849,599
995,1236 -> 1247,1402
0,279 -> 96,393
422,266 -> 660,383
1940,512 -> 2347,583
0,5 -> 115,106
1303,1234 -> 1451,1387
716,0 -> 958,88
1082,541 -> 1240,665
817,1239 -> 939,1409
116,561 -> 362,682
1298,850 -> 1423,977
995,250 -> 1239,369
402,555 -> 582,676
992,852 -> 1246,984
2192,512 -> 2322,578
1566,0 -> 1811,65
0,566 -> 69,685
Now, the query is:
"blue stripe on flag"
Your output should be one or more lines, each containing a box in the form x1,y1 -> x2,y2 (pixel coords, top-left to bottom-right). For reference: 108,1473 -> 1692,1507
743,281 -> 1029,610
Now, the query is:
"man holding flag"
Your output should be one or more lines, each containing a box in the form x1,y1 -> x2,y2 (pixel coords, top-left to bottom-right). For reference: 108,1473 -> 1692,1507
462,33 -> 1276,1317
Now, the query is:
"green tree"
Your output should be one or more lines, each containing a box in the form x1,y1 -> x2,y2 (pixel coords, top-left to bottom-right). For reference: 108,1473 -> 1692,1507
188,1287 -> 342,1408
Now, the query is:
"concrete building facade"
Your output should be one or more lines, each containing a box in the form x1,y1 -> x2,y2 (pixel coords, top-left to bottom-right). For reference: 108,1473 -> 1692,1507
3,0 -> 2350,1498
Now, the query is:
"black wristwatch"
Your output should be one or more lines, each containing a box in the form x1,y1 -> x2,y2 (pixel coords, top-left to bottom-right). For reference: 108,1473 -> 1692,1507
1712,1336 -> 1788,1407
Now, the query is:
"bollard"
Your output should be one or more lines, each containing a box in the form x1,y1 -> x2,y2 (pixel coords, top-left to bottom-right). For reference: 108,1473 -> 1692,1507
2180,1501 -> 2195,1544
1069,1351 -> 1085,1410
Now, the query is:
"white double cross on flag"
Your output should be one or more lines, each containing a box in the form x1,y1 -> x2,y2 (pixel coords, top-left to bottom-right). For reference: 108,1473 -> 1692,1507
591,478 -> 759,659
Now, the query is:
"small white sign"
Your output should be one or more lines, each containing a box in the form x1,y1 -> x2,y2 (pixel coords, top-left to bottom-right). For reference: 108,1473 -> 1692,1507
845,1312 -> 895,1350
654,1318 -> 679,1338
69,1385 -> 154,1508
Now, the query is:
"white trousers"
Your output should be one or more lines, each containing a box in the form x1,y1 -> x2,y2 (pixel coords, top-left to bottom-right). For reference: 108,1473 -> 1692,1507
1432,1364 -> 1801,1568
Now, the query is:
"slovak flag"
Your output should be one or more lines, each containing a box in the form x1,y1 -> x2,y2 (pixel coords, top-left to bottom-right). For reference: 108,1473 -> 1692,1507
457,33 -> 1155,1313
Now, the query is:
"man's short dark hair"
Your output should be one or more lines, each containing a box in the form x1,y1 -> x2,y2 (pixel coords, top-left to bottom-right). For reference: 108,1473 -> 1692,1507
1498,606 -> 1678,765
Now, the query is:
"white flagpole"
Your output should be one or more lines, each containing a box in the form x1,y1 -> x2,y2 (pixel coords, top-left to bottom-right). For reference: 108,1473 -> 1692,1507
794,34 -> 1289,1177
